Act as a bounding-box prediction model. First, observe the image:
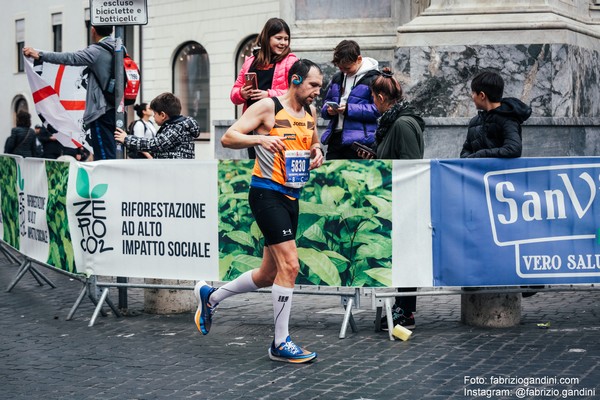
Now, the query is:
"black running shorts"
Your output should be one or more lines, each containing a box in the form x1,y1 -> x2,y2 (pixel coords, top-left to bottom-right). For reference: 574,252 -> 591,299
248,187 -> 299,246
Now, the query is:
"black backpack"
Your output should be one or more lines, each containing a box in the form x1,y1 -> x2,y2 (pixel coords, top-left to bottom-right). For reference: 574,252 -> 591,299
127,119 -> 148,136
126,120 -> 148,159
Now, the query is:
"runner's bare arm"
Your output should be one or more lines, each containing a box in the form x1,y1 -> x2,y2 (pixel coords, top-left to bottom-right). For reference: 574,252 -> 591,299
222,99 -> 285,153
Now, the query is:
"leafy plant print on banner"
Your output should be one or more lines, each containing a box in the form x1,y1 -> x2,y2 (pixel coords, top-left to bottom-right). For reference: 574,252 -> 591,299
0,157 -> 19,248
218,159 -> 392,287
45,161 -> 76,273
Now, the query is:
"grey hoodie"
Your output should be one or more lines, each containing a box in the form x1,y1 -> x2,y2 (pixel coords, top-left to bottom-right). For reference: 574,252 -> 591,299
336,57 -> 379,130
41,37 -> 116,125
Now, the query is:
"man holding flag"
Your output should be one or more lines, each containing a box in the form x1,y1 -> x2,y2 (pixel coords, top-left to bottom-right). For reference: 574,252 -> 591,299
23,25 -> 117,160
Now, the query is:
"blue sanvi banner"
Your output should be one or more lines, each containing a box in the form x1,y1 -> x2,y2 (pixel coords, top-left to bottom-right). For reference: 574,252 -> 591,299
431,157 -> 600,286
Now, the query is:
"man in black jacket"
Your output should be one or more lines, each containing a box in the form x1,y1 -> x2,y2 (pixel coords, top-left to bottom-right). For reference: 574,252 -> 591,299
460,70 -> 531,158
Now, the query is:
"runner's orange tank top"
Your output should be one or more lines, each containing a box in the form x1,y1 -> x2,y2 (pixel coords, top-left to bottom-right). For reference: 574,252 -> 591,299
252,97 -> 315,186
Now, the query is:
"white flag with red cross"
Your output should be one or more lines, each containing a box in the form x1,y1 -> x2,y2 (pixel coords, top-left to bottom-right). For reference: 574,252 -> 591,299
24,55 -> 92,153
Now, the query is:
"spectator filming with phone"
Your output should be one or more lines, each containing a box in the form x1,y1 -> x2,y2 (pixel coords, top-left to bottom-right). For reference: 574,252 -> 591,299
230,18 -> 298,158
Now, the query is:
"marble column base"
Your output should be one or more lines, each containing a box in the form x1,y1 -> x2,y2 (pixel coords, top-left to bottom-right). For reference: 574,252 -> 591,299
143,279 -> 196,314
461,292 -> 522,328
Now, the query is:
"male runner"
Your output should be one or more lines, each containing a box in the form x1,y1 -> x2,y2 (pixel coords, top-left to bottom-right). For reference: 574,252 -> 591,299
195,59 -> 324,363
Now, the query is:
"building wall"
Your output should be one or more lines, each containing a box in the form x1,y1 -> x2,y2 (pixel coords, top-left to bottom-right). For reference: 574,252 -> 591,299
395,1 -> 600,158
5,1 -> 600,161
3,2 -> 91,148
1,0 -> 281,160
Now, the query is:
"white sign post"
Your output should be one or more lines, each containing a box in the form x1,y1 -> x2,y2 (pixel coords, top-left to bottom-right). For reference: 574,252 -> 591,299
90,0 -> 148,26
89,0 -> 148,308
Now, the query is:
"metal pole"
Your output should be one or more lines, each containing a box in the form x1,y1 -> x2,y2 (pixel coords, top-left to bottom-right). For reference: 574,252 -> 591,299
114,25 -> 125,159
66,283 -> 89,321
89,288 -> 110,327
114,25 -> 128,310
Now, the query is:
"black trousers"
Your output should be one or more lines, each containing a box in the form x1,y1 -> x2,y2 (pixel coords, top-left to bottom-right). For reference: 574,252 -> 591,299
324,130 -> 361,160
87,111 -> 117,160
395,288 -> 417,314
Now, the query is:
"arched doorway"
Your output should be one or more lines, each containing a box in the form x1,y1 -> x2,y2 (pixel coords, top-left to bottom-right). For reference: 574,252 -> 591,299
173,42 -> 210,140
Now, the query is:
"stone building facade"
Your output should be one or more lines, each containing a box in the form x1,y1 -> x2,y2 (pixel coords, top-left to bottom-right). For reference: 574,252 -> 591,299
3,1 -> 600,159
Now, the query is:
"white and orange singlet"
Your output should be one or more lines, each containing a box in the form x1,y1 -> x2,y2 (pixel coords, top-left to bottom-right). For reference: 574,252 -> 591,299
250,97 -> 315,198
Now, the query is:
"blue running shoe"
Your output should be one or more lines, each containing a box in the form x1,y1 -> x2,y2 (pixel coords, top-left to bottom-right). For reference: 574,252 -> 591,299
194,281 -> 218,335
268,336 -> 317,363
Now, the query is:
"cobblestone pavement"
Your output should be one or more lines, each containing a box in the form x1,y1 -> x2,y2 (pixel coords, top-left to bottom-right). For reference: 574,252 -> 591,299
1,252 -> 599,400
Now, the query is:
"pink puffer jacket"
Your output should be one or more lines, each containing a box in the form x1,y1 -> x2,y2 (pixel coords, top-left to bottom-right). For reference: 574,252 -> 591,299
230,53 -> 298,112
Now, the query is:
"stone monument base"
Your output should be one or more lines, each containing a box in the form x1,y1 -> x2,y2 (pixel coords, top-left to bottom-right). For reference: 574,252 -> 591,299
144,279 -> 196,314
461,291 -> 521,328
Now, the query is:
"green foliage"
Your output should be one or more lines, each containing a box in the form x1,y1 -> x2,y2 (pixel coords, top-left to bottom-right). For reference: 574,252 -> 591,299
0,157 -> 19,248
45,161 -> 76,273
218,159 -> 393,287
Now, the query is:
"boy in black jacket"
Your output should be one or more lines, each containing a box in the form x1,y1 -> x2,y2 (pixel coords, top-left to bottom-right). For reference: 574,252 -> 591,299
114,93 -> 199,159
461,70 -> 540,297
461,71 -> 531,158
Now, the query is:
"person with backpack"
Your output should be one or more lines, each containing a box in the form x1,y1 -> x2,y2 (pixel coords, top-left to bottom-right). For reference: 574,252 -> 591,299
127,103 -> 157,159
23,25 -> 119,160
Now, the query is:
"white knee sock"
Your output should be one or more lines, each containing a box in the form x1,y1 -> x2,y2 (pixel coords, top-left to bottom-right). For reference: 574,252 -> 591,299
272,284 -> 294,345
209,270 -> 258,305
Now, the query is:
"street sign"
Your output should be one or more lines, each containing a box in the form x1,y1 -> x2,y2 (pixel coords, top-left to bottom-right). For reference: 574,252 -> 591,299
90,0 -> 148,26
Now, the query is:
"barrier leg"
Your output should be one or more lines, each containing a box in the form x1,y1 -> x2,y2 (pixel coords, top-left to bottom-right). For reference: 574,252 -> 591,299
6,258 -> 57,292
349,306 -> 358,332
104,295 -> 122,318
66,282 -> 89,321
339,289 -> 360,339
339,297 -> 354,339
374,306 -> 383,332
349,288 -> 360,333
384,298 -> 395,341
29,266 -> 45,286
28,264 -> 56,288
6,260 -> 31,292
0,243 -> 21,266
89,288 -> 110,327
117,277 -> 128,310
88,286 -> 108,318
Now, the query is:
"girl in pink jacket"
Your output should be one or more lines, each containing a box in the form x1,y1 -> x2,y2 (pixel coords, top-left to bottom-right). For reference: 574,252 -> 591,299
230,18 -> 298,114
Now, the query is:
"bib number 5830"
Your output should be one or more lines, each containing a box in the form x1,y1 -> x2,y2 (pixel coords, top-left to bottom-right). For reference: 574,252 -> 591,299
291,159 -> 306,173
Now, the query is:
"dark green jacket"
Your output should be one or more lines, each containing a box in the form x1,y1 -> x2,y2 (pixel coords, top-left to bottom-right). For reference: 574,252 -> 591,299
375,109 -> 425,160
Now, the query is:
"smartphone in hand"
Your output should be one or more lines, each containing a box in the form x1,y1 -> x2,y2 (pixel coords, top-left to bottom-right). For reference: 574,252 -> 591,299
325,101 -> 340,110
351,141 -> 376,157
244,72 -> 258,90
